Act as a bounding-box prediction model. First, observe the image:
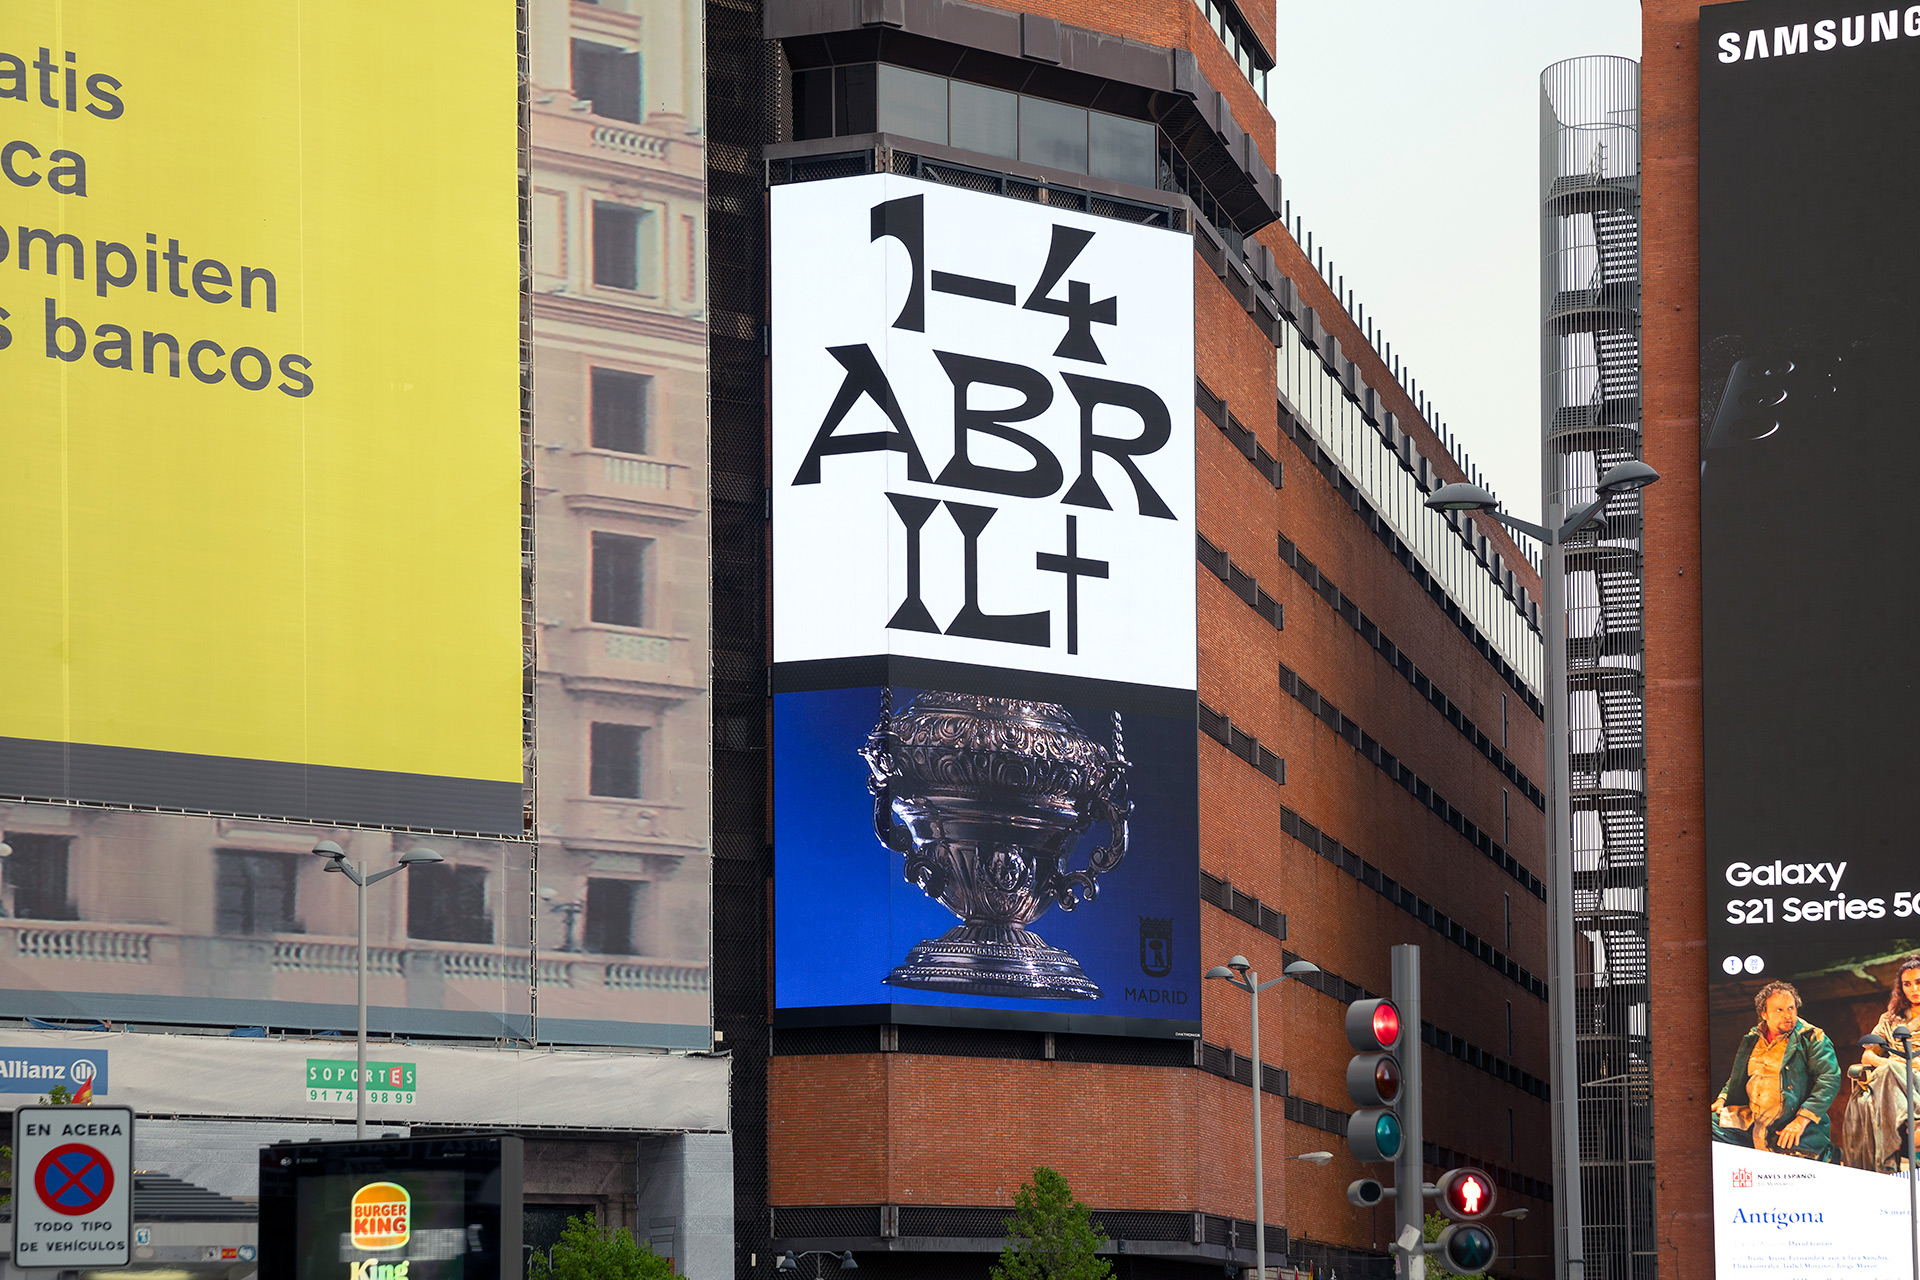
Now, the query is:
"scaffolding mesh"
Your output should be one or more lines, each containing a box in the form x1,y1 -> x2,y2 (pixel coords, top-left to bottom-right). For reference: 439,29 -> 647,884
1540,54 -> 1655,1280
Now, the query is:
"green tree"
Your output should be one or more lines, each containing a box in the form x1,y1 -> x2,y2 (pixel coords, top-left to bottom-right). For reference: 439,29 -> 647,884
38,1084 -> 71,1106
527,1214 -> 682,1280
991,1166 -> 1113,1280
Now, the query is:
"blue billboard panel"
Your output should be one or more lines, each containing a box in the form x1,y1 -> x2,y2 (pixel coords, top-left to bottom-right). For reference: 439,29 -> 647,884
774,678 -> 1199,1037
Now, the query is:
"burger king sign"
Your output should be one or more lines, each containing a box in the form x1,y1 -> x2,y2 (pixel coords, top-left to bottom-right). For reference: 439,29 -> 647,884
351,1182 -> 410,1251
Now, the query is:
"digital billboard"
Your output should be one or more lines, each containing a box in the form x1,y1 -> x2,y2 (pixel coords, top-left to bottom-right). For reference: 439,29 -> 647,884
0,1 -> 525,834
259,1136 -> 522,1280
1700,3 -> 1920,1270
771,174 -> 1199,1037
0,0 -> 712,1049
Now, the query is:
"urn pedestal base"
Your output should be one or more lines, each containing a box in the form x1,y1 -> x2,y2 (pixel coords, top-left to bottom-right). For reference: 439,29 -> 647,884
882,924 -> 1102,1000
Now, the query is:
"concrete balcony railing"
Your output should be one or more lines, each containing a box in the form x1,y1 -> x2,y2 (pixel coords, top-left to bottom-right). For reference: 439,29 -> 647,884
556,624 -> 703,699
559,796 -> 699,850
562,452 -> 701,522
7,920 -> 159,965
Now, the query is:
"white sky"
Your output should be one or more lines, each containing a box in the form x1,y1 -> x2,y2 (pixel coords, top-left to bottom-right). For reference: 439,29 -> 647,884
1271,1 -> 1642,520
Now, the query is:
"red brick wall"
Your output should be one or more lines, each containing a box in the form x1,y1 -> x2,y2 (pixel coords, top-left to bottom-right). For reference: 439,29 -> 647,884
767,2 -> 1555,1271
1642,5 -> 1721,1279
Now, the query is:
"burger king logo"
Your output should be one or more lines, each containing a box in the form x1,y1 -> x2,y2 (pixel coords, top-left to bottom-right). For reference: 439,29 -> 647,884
351,1182 -> 410,1251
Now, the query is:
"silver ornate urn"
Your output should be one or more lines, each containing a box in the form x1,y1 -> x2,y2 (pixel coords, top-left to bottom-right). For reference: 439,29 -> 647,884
860,690 -> 1131,1000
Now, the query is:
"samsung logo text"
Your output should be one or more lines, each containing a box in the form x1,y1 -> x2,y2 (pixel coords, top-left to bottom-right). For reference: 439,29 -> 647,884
1718,10 -> 1920,62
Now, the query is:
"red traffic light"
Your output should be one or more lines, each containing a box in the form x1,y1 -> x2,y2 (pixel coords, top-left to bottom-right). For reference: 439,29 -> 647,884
1345,998 -> 1401,1051
1345,1051 -> 1402,1107
1437,1167 -> 1497,1222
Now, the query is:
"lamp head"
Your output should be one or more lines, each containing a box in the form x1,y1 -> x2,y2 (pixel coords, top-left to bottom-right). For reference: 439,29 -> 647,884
837,1253 -> 858,1271
1502,1207 -> 1530,1220
398,847 -> 444,866
311,840 -> 345,859
1227,955 -> 1251,975
1861,1033 -> 1891,1049
0,841 -> 11,859
1283,960 -> 1321,978
1596,460 -> 1661,495
1204,966 -> 1237,981
539,886 -> 558,902
1296,1150 -> 1334,1166
775,1254 -> 798,1273
1425,482 -> 1501,513
1896,1026 -> 1914,1042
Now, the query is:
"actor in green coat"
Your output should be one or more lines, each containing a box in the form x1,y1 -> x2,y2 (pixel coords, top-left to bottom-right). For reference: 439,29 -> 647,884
1712,980 -> 1842,1162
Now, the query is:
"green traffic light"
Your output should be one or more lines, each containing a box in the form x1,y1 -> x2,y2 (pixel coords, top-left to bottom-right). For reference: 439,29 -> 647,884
1374,1111 -> 1402,1158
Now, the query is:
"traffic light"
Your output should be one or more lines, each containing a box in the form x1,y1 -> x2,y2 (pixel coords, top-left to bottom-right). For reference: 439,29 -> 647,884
1344,997 -> 1402,1162
1435,1167 -> 1496,1222
1434,1223 -> 1498,1276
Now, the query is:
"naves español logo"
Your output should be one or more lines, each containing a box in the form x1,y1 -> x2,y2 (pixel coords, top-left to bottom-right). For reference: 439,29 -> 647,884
350,1182 -> 410,1251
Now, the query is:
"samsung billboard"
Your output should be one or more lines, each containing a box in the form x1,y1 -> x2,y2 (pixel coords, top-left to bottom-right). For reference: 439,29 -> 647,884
1700,1 -> 1920,1271
770,174 -> 1199,1037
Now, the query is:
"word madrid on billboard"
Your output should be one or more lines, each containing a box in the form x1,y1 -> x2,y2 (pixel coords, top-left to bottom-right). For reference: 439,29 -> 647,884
0,3 -> 523,833
1700,2 -> 1920,1275
771,173 -> 1200,1037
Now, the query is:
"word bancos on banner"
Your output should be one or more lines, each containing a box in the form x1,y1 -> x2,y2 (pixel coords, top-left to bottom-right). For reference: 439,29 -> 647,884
770,173 -> 1199,1037
1700,2 -> 1920,1275
0,3 -> 523,834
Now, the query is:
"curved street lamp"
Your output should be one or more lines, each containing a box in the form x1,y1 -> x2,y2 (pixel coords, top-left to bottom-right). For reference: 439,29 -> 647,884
1205,954 -> 1321,1280
313,840 -> 443,1137
1427,459 -> 1659,1280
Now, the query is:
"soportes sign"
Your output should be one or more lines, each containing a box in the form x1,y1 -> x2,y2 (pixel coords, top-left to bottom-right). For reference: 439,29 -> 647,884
771,174 -> 1196,691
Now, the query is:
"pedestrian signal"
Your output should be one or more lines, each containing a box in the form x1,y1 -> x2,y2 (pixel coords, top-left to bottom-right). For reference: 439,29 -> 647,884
1435,1223 -> 1498,1275
1436,1167 -> 1496,1222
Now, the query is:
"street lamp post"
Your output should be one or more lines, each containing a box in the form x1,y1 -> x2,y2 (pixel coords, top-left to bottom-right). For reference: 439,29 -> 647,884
1859,1029 -> 1920,1280
312,840 -> 443,1138
1426,459 -> 1660,1280
1206,954 -> 1321,1280
539,885 -> 585,952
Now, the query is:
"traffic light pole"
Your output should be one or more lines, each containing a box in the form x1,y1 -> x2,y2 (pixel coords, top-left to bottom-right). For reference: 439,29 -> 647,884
1392,945 -> 1423,1280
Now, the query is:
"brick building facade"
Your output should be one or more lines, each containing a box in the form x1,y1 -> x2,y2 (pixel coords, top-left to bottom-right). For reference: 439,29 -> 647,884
707,0 -> 1557,1275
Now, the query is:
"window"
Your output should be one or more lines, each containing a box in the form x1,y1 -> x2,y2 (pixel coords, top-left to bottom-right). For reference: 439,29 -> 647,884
407,863 -> 493,944
584,878 -> 652,955
1019,96 -> 1088,173
950,82 -> 1017,159
4,833 -> 75,921
215,851 -> 301,935
876,64 -> 947,145
1090,111 -> 1156,187
592,204 -> 659,293
835,64 -> 877,135
525,1207 -> 598,1260
793,68 -> 833,140
571,40 -> 641,123
590,532 -> 650,626
590,368 -> 651,454
589,722 -> 646,798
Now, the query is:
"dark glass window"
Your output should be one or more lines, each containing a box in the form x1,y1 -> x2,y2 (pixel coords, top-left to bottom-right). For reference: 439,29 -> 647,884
876,65 -> 947,144
950,82 -> 1017,160
215,851 -> 301,935
794,67 -> 833,140
589,722 -> 645,798
834,64 -> 877,135
1090,111 -> 1156,187
525,1207 -> 597,1260
590,532 -> 650,626
593,204 -> 640,289
584,878 -> 650,955
407,863 -> 493,944
571,40 -> 641,123
1019,97 -> 1088,173
4,833 -> 75,921
591,368 -> 651,454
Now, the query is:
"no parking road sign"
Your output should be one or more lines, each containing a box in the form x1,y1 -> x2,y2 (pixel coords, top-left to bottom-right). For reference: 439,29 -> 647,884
11,1105 -> 132,1268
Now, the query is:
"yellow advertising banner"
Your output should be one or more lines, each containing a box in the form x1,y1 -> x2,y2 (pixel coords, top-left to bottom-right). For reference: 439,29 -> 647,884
0,3 -> 524,831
